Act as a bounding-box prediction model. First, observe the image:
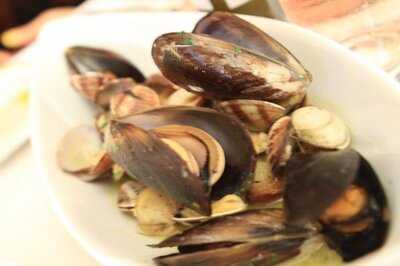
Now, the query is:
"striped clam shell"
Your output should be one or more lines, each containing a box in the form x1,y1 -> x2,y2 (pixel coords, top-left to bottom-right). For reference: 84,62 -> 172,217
218,99 -> 286,132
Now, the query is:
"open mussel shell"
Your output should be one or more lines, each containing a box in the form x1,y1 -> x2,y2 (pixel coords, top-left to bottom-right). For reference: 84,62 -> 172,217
323,155 -> 389,261
57,125 -> 112,181
120,106 -> 256,199
217,99 -> 286,132
154,238 -> 304,266
105,121 -> 210,215
284,149 -> 389,261
284,149 -> 360,225
66,46 -> 145,82
193,12 -> 311,84
154,209 -> 316,248
152,33 -> 310,102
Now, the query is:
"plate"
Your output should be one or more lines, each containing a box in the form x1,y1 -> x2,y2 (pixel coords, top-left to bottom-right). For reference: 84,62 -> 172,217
31,12 -> 400,266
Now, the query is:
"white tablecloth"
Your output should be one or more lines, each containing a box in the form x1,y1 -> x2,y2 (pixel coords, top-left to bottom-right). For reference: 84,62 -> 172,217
0,144 -> 98,266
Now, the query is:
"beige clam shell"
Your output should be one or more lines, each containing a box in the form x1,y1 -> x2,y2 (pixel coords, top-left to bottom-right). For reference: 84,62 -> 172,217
173,194 -> 246,223
57,125 -> 113,179
292,106 -> 351,150
134,188 -> 178,226
166,89 -> 204,106
161,138 -> 200,176
218,99 -> 286,132
154,125 -> 225,187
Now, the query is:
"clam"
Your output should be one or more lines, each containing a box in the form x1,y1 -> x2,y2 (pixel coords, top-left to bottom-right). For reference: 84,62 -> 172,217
161,138 -> 200,176
110,84 -> 160,118
143,73 -> 179,104
152,124 -> 225,186
119,106 -> 256,200
291,107 -> 351,150
267,116 -> 293,171
250,132 -> 268,155
66,46 -> 145,82
134,187 -> 181,237
57,125 -> 112,181
284,149 -> 389,261
117,180 -> 145,212
217,99 -> 286,132
152,32 -> 310,102
70,71 -> 116,102
173,194 -> 246,223
166,89 -> 204,106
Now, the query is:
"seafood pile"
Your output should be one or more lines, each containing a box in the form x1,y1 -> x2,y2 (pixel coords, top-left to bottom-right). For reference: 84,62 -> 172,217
57,12 -> 389,266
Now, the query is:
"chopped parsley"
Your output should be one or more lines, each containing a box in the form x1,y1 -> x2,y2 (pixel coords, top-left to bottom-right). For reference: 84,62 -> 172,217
181,37 -> 193,45
270,253 -> 279,265
234,46 -> 242,54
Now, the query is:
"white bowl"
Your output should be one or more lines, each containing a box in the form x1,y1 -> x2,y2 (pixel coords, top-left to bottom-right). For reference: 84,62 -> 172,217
31,12 -> 400,266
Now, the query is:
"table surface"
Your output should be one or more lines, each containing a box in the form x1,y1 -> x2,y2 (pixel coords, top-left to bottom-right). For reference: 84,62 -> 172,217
0,144 -> 98,266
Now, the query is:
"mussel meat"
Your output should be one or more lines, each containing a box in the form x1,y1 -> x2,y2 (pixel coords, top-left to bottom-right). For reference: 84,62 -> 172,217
284,149 -> 389,261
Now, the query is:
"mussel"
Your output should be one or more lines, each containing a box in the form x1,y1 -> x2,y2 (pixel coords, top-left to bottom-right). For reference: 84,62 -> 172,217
106,106 -> 256,214
153,209 -> 316,266
284,149 -> 389,261
152,32 -> 307,102
66,46 -> 145,82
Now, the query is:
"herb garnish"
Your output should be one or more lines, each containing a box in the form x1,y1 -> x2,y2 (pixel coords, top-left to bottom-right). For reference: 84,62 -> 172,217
270,253 -> 278,265
182,37 -> 193,45
234,46 -> 242,54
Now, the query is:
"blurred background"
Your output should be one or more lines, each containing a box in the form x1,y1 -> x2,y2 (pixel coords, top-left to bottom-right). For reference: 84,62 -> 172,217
1,0 -> 399,77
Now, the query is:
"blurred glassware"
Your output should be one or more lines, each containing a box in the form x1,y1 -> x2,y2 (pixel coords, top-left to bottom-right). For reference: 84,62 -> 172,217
277,0 -> 400,80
